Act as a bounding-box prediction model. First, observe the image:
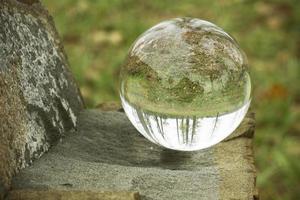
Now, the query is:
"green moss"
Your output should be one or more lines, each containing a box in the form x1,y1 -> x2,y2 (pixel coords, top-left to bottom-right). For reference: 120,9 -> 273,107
122,71 -> 250,117
167,77 -> 204,102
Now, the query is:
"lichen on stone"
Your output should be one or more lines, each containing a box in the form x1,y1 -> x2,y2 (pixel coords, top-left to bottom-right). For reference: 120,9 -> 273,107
0,0 -> 84,191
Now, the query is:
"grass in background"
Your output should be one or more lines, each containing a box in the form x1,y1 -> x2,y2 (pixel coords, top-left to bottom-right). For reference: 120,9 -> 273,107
43,0 -> 300,199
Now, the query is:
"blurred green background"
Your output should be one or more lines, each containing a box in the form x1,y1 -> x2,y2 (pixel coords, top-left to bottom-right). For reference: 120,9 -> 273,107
43,0 -> 300,199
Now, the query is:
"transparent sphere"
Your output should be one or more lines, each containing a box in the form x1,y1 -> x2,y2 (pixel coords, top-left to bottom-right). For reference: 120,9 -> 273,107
120,18 -> 251,151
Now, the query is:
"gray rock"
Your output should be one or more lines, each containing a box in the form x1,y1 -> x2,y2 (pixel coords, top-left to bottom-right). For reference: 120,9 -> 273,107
12,110 -> 257,200
7,190 -> 140,200
0,0 -> 84,196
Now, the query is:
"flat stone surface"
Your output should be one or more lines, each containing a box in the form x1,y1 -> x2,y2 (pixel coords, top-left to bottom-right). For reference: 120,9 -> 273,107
7,190 -> 139,200
12,110 -> 257,200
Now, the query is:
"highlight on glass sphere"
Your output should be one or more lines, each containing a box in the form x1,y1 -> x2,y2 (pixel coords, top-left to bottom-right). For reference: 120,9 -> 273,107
119,17 -> 251,151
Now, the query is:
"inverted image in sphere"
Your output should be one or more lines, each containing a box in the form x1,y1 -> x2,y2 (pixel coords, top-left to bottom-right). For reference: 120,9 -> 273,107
120,18 -> 251,151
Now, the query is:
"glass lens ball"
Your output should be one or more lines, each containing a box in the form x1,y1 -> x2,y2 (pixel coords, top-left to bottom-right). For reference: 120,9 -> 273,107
119,18 -> 251,151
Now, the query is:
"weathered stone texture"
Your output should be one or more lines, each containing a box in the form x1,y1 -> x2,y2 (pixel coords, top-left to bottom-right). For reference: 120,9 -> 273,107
0,0 -> 84,196
12,110 -> 257,200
